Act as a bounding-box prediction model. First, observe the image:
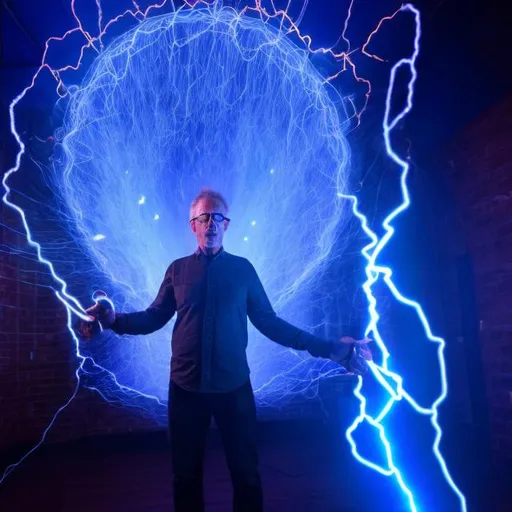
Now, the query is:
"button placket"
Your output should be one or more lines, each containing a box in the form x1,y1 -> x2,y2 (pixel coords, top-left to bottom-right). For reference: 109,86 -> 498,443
201,264 -> 216,389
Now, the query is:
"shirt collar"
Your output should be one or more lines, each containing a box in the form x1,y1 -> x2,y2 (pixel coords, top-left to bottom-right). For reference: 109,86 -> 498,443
194,246 -> 225,260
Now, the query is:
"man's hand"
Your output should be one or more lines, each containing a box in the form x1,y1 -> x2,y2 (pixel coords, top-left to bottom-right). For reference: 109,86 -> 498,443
76,298 -> 115,340
331,336 -> 373,374
340,336 -> 372,348
87,299 -> 116,329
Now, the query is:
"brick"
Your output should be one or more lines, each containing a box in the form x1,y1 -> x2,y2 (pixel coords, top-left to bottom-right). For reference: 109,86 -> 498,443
447,91 -> 512,465
0,212 -> 140,449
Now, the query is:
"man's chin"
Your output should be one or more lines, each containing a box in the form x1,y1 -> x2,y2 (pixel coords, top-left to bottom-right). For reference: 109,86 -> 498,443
204,239 -> 220,248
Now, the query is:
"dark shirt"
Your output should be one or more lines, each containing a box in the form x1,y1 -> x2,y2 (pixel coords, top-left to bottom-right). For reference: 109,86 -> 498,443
111,247 -> 339,392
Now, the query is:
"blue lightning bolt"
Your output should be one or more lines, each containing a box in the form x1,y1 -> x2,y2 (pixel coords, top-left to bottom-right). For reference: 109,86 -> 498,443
0,142 -> 166,482
340,4 -> 467,512
1,3 -> 466,511
1,116 -> 166,482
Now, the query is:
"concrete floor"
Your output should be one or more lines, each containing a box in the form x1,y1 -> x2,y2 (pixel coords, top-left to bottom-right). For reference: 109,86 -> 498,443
0,418 -> 504,512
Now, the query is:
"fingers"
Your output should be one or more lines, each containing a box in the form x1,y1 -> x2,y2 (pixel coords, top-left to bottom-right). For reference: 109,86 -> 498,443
340,336 -> 372,344
360,349 -> 372,361
357,345 -> 373,361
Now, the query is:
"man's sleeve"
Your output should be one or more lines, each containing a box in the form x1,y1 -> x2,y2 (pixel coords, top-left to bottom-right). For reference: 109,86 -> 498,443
246,262 -> 343,359
111,264 -> 177,335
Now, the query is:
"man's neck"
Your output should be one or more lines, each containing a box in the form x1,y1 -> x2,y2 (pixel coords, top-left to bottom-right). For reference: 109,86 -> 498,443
199,246 -> 221,256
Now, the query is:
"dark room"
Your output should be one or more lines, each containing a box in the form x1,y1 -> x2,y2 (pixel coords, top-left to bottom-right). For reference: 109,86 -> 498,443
0,1 -> 510,511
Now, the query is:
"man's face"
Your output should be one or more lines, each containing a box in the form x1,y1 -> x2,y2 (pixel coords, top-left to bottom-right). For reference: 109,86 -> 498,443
190,198 -> 230,251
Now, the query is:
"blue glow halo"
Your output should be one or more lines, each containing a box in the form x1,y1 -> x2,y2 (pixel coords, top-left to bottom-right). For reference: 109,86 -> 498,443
51,7 -> 354,407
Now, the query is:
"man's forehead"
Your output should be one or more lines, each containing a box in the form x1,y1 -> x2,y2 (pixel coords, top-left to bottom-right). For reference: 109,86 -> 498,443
196,198 -> 226,212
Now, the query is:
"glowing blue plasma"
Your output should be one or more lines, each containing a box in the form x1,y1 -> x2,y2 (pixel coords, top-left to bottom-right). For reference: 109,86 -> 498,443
51,7 -> 353,405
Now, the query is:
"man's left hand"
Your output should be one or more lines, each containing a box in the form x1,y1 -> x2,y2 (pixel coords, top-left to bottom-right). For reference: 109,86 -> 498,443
331,336 -> 373,373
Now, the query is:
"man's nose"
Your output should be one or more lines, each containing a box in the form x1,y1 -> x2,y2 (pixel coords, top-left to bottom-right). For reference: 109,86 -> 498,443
206,215 -> 216,229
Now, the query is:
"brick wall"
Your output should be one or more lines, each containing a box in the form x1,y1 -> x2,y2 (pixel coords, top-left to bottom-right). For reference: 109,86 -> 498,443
447,92 -> 512,465
0,163 -> 158,454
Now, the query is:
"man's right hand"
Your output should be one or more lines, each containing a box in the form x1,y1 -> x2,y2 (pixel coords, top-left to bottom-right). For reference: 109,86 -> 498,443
86,299 -> 116,329
76,297 -> 116,340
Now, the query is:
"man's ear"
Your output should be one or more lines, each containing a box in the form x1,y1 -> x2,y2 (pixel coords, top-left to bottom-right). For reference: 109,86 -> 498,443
190,220 -> 197,234
224,219 -> 230,231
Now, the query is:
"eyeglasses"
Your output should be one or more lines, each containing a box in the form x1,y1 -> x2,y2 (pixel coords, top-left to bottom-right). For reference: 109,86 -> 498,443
190,212 -> 230,224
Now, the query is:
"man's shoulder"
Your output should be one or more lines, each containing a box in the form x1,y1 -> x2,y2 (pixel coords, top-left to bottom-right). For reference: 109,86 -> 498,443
221,252 -> 256,273
172,254 -> 195,264
164,253 -> 193,271
221,251 -> 251,264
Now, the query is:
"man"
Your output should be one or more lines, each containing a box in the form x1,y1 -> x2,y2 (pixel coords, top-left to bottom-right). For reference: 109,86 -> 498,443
88,188 -> 371,512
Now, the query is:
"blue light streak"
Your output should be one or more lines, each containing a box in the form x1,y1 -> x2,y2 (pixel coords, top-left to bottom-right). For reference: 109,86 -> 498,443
340,5 -> 467,512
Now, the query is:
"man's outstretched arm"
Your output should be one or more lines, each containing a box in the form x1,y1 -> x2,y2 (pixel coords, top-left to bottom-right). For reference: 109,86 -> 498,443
111,264 -> 177,336
246,262 -> 350,360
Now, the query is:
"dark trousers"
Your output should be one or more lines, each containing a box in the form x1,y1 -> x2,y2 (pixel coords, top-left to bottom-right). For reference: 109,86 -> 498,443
169,380 -> 263,512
